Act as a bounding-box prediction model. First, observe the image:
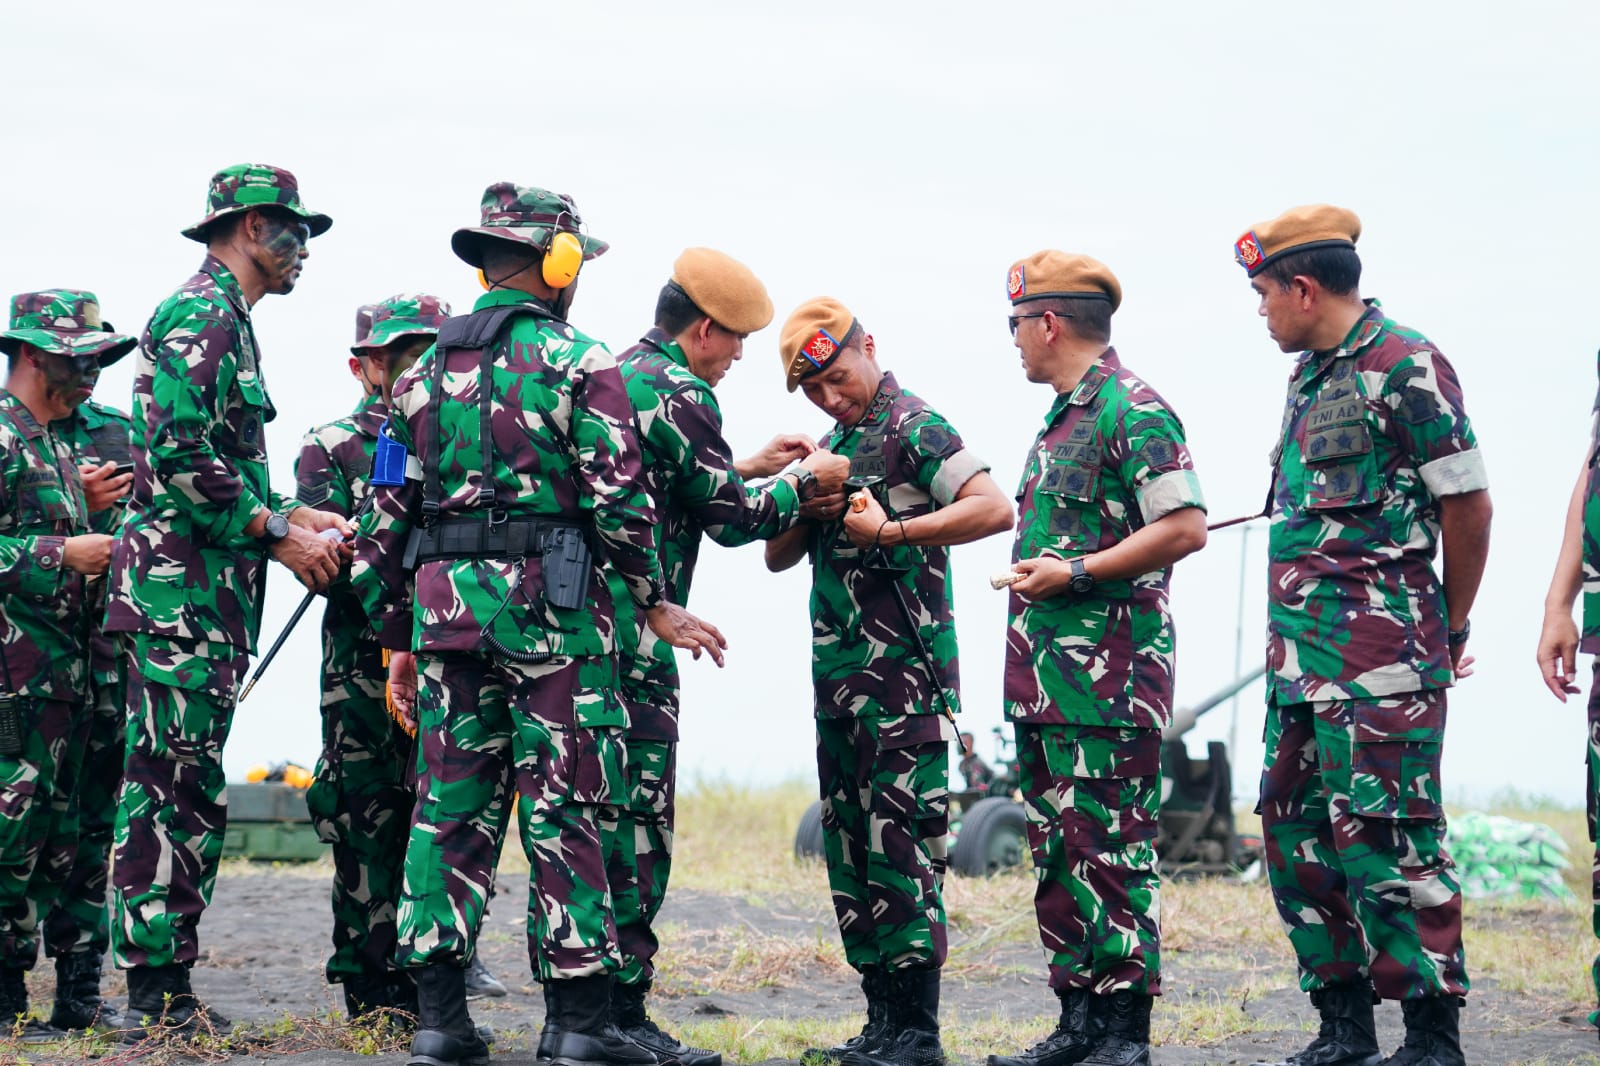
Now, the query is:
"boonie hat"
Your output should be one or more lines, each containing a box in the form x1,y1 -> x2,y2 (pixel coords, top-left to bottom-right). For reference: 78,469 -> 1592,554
1233,204 -> 1361,277
0,289 -> 137,366
181,163 -> 333,243
352,293 -> 452,355
671,249 -> 773,336
354,302 -> 380,344
451,183 -> 609,269
1006,251 -> 1122,311
779,297 -> 861,393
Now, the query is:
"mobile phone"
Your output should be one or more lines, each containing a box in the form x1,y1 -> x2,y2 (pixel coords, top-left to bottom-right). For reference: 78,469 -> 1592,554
0,694 -> 22,757
113,462 -> 135,479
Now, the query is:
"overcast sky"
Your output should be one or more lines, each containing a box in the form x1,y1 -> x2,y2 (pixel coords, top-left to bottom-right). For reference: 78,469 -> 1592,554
3,1 -> 1597,805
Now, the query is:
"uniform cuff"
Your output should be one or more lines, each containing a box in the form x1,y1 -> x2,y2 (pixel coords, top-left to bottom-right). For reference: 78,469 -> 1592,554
931,449 -> 989,507
33,535 -> 66,575
1420,449 -> 1488,497
1136,470 -> 1207,524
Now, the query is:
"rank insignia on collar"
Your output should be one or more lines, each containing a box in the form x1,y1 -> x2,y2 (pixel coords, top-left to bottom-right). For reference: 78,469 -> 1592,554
1234,231 -> 1264,269
1007,265 -> 1025,299
802,327 -> 841,369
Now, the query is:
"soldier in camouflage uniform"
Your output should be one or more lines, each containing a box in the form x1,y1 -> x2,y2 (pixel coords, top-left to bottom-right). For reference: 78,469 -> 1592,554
0,290 -> 135,1042
1235,206 -> 1492,1066
352,182 -> 725,1066
41,355 -> 136,1035
765,298 -> 1013,1066
296,294 -> 448,1020
987,253 -> 1208,1066
591,249 -> 849,1066
1534,348 -> 1600,1043
104,164 -> 349,1041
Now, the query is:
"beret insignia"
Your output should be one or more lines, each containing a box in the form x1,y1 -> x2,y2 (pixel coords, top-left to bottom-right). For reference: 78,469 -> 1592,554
1234,231 -> 1264,270
1007,265 -> 1025,299
801,327 -> 841,369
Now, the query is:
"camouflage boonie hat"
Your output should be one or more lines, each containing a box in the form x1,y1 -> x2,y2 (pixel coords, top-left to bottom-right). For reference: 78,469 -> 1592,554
181,163 -> 333,243
354,302 -> 380,344
450,182 -> 609,268
352,293 -> 452,355
0,289 -> 137,366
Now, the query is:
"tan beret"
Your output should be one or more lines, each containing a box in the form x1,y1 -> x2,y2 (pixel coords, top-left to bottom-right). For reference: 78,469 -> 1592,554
779,297 -> 861,393
1006,251 -> 1122,311
671,248 -> 774,335
1233,204 -> 1361,276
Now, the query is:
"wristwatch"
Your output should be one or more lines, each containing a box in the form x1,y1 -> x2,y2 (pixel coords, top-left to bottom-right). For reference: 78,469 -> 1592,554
1447,620 -> 1471,647
790,468 -> 820,502
1068,557 -> 1096,596
258,512 -> 291,545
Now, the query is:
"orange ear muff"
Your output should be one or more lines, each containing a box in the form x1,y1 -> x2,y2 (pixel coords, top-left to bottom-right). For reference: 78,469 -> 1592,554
542,231 -> 584,289
476,269 -> 491,291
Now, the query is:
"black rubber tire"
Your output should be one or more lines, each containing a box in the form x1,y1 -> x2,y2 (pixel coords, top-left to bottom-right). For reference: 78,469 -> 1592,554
793,799 -> 826,861
949,797 -> 1029,877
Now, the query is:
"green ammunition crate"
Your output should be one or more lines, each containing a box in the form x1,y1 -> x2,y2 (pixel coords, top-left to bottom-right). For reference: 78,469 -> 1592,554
221,782 -> 327,862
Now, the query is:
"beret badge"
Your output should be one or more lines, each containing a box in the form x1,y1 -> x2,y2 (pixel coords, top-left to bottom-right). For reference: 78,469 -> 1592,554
802,328 -> 841,369
1007,265 -> 1025,300
1234,232 -> 1264,270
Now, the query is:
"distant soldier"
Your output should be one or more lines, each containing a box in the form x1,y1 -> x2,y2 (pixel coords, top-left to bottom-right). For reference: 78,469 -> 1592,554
956,733 -> 994,792
1534,349 -> 1600,1043
592,249 -> 848,1065
765,298 -> 1013,1066
296,294 -> 447,1021
1235,206 -> 1491,1066
353,182 -> 724,1066
987,252 -> 1207,1066
0,290 -> 133,1041
105,164 -> 349,1040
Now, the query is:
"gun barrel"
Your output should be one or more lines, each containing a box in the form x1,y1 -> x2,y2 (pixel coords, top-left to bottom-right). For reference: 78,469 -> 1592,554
1160,664 -> 1268,741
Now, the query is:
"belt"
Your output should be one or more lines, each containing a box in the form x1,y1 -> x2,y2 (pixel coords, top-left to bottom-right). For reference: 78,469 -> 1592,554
407,515 -> 588,566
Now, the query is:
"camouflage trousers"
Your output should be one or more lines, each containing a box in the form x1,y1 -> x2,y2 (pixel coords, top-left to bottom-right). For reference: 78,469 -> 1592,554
600,732 -> 676,987
1587,665 -> 1600,1024
1015,723 -> 1162,996
815,714 -> 950,972
1260,692 -> 1468,1000
399,653 -> 626,981
110,636 -> 248,969
43,674 -> 127,957
306,668 -> 416,986
0,697 -> 90,969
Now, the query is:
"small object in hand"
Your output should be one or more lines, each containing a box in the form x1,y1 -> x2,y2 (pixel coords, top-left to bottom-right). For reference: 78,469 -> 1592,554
849,491 -> 869,513
990,571 -> 1021,590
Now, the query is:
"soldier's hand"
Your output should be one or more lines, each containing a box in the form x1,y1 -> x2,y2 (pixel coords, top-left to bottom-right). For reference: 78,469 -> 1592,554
1008,556 -> 1072,600
63,533 -> 113,576
270,524 -> 342,592
744,433 -> 818,477
289,505 -> 355,540
388,651 -> 418,730
841,490 -> 889,548
1536,610 -> 1580,700
802,450 -> 851,497
645,602 -> 728,668
79,461 -> 131,513
799,491 -> 847,523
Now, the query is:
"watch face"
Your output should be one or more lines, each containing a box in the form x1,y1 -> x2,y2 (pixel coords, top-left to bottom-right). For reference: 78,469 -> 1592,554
265,513 -> 290,540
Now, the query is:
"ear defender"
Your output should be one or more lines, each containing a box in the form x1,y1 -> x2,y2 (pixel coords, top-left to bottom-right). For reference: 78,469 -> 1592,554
476,269 -> 491,291
542,230 -> 584,289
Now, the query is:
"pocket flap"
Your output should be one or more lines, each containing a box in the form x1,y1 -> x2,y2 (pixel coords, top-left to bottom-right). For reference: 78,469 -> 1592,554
879,713 -> 955,750
1073,727 -> 1161,779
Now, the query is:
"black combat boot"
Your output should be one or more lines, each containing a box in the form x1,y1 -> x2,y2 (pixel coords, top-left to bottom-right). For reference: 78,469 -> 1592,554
548,973 -> 657,1066
122,963 -> 231,1042
1,965 -> 68,1044
988,987 -> 1102,1066
805,966 -> 892,1064
1252,981 -> 1382,1066
1078,991 -> 1152,1066
537,981 -> 561,1063
344,972 -> 396,1020
464,952 -> 508,999
1377,997 -> 1465,1066
844,967 -> 947,1066
48,950 -> 124,1032
406,963 -> 490,1066
613,978 -> 722,1066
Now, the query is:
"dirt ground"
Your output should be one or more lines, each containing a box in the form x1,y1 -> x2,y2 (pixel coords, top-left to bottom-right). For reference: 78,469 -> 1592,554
9,866 -> 1598,1066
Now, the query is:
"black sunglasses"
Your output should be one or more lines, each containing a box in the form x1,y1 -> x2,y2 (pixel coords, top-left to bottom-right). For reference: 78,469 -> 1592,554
1007,311 -> 1071,336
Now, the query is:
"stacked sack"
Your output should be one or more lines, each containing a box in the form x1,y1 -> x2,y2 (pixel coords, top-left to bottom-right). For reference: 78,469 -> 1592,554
1446,811 -> 1577,904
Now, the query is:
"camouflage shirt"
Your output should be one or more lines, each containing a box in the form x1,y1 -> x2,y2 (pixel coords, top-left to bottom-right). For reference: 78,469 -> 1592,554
1579,351 -> 1600,653
105,255 -> 299,652
53,399 -> 133,688
1003,349 -> 1206,729
1267,301 -> 1487,703
0,390 -> 90,703
295,391 -> 385,706
607,328 -> 801,739
806,371 -> 987,719
353,289 -> 663,659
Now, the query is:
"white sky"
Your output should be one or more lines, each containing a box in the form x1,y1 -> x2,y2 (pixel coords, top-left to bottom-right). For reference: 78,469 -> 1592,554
3,1 -> 1597,804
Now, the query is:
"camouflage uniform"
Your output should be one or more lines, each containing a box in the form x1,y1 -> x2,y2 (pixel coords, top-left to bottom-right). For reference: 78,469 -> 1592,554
603,327 -> 801,985
1576,349 -> 1600,1023
0,390 -> 93,972
352,287 -> 665,982
1259,301 -> 1486,1001
1004,348 -> 1205,997
104,255 -> 305,970
42,400 -> 134,960
804,371 -> 987,973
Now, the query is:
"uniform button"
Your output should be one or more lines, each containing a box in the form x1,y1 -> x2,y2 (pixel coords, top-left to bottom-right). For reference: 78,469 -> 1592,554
40,555 -> 56,569
33,594 -> 45,603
